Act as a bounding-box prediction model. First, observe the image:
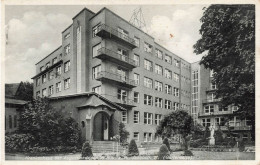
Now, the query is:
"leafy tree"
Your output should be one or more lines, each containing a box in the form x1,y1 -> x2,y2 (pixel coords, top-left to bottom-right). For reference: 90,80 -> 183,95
128,139 -> 139,156
194,5 -> 255,140
119,122 -> 129,144
15,81 -> 34,101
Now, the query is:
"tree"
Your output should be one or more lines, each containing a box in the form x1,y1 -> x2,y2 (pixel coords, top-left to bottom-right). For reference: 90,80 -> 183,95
193,5 -> 255,140
15,81 -> 34,101
157,144 -> 170,160
81,141 -> 93,158
128,139 -> 139,156
119,122 -> 129,144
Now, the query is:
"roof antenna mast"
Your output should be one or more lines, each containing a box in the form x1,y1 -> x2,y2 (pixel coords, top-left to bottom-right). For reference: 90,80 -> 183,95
129,7 -> 148,32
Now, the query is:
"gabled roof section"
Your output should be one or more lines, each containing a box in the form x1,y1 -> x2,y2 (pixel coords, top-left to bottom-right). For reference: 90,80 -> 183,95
5,83 -> 20,97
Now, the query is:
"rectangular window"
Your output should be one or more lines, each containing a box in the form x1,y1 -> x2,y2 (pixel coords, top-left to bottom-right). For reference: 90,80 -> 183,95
46,62 -> 50,69
56,82 -> 61,92
211,82 -> 217,90
42,88 -> 47,97
92,86 -> 101,94
134,92 -> 139,103
133,132 -> 139,142
64,61 -> 70,72
155,64 -> 163,75
64,44 -> 70,55
56,65 -> 61,77
134,73 -> 140,85
144,59 -> 153,71
155,97 -> 163,108
155,49 -> 163,59
92,65 -> 101,79
144,112 -> 153,125
174,87 -> 179,97
174,59 -> 180,67
202,118 -> 211,127
173,73 -> 179,82
144,42 -> 152,53
92,24 -> 101,37
173,102 -> 179,110
144,94 -> 153,106
204,105 -> 214,113
134,54 -> 140,66
122,111 -> 127,124
165,84 -> 172,94
144,77 -> 153,88
48,70 -> 54,80
64,33 -> 70,39
165,54 -> 172,64
134,37 -> 140,47
36,77 -> 41,86
117,89 -> 127,103
42,74 -> 47,83
64,78 -> 70,89
165,100 -> 172,109
118,27 -> 129,40
117,48 -> 128,61
9,115 -> 12,129
14,115 -> 17,128
36,91 -> 40,98
49,85 -> 54,95
134,111 -> 140,124
92,43 -> 102,57
155,114 -> 162,125
155,81 -> 163,92
52,57 -> 57,65
165,69 -> 172,79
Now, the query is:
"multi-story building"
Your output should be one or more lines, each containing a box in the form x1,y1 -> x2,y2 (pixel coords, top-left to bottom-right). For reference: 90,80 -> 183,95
32,7 -> 252,143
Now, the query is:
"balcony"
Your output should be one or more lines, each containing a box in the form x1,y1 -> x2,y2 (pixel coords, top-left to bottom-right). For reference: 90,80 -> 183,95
202,98 -> 221,104
198,111 -> 233,117
230,126 -> 252,131
32,60 -> 63,79
96,71 -> 137,88
100,94 -> 136,108
95,48 -> 137,69
96,24 -> 137,49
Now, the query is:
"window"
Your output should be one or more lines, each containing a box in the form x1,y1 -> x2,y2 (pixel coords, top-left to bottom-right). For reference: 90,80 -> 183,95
133,132 -> 139,141
36,91 -> 40,98
165,54 -> 172,64
155,64 -> 163,75
92,43 -> 102,57
211,82 -> 217,90
117,68 -> 127,81
144,77 -> 153,88
42,88 -> 47,97
14,115 -> 17,128
46,62 -> 50,69
144,42 -> 152,53
122,111 -> 127,124
9,115 -> 12,129
42,74 -> 47,83
174,59 -> 180,67
64,61 -> 70,72
165,100 -> 172,109
210,69 -> 214,77
56,65 -> 61,77
48,70 -> 54,80
64,78 -> 70,89
40,66 -> 44,72
134,37 -> 140,47
202,118 -> 211,127
134,54 -> 140,66
134,73 -> 140,85
232,106 -> 238,112
92,24 -> 101,37
117,48 -> 128,61
49,85 -> 54,95
144,59 -> 153,71
165,69 -> 172,79
118,89 -> 127,103
173,73 -> 179,82
64,44 -> 70,55
92,86 -> 101,94
144,112 -> 153,125
155,81 -> 163,92
134,111 -> 140,124
155,97 -> 163,108
36,77 -> 41,86
165,84 -> 172,94
144,94 -> 153,106
64,33 -> 70,39
144,133 -> 152,142
92,65 -> 101,79
174,87 -> 179,97
215,117 -> 225,126
134,92 -> 139,103
207,93 -> 216,102
118,27 -> 129,40
56,82 -> 61,92
155,114 -> 162,125
52,57 -> 57,64
204,105 -> 214,113
155,49 -> 163,59
173,102 -> 179,110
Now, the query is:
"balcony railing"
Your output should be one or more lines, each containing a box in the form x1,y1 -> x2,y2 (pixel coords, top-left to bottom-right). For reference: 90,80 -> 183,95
202,98 -> 221,104
95,48 -> 137,69
100,94 -> 135,108
96,71 -> 136,88
96,24 -> 137,48
198,111 -> 233,117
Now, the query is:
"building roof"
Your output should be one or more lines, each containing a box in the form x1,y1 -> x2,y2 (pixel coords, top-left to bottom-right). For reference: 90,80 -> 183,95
5,83 -> 20,97
5,97 -> 27,105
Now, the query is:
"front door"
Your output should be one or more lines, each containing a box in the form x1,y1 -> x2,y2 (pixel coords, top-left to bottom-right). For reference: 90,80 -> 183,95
94,112 -> 109,141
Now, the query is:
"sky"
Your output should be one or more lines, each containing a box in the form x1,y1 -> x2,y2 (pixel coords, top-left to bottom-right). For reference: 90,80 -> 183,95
4,5 -> 208,83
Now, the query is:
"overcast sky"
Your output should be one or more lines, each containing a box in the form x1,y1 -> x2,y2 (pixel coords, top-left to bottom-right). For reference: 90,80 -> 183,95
5,5 -> 207,83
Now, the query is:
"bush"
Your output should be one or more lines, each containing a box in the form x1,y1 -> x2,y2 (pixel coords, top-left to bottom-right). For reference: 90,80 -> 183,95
157,144 -> 170,160
182,150 -> 193,156
128,139 -> 139,156
239,140 -> 245,152
228,138 -> 237,148
119,122 -> 129,144
5,133 -> 37,152
190,139 -> 202,148
81,141 -> 93,158
163,138 -> 171,152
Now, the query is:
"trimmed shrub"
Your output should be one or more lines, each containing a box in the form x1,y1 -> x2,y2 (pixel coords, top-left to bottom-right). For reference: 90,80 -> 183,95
128,139 -> 139,156
228,138 -> 237,148
81,141 -> 93,158
5,133 -> 37,152
157,144 -> 170,160
163,138 -> 171,152
183,150 -> 193,156
239,140 -> 245,152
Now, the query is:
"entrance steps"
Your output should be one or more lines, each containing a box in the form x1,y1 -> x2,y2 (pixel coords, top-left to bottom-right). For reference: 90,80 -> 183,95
92,141 -> 125,153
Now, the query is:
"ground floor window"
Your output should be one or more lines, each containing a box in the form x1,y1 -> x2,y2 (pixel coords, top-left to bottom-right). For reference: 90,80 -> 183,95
144,133 -> 152,142
122,111 -> 127,124
144,112 -> 153,125
202,118 -> 211,127
133,111 -> 140,124
133,132 -> 139,142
